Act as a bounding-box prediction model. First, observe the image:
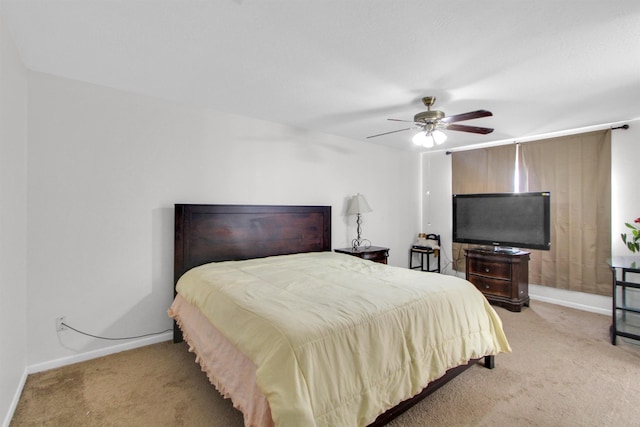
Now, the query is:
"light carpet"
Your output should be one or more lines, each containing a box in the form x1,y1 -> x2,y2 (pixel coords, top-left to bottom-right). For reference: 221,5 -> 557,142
10,301 -> 640,426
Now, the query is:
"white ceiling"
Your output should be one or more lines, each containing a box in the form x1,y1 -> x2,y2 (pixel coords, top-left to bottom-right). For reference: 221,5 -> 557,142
2,0 -> 639,151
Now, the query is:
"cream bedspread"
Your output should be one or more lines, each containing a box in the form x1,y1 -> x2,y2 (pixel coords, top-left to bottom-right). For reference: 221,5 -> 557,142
175,251 -> 511,427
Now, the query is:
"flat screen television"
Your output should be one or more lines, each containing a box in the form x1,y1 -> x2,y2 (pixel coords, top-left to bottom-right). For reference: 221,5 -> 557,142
452,191 -> 551,251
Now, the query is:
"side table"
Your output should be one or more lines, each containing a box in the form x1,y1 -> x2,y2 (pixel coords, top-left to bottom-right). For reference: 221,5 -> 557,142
409,247 -> 441,273
335,246 -> 389,264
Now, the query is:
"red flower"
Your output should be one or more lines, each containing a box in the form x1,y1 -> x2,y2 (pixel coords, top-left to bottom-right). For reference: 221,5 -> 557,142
635,217 -> 640,223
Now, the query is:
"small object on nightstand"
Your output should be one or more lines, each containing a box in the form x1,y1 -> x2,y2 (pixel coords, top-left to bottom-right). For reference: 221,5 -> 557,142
410,233 -> 441,273
335,246 -> 389,264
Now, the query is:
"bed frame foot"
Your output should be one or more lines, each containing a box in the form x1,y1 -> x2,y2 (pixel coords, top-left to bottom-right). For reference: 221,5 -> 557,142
484,355 -> 495,369
173,321 -> 184,343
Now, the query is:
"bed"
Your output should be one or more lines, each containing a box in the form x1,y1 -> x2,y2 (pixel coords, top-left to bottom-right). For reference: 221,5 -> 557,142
168,204 -> 510,427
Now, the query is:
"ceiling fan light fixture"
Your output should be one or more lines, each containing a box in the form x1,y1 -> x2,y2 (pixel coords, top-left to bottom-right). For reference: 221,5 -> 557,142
433,129 -> 447,145
412,131 -> 434,148
367,96 -> 493,143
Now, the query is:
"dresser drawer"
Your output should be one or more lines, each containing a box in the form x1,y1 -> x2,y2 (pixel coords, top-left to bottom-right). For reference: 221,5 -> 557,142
467,258 -> 511,280
468,274 -> 511,298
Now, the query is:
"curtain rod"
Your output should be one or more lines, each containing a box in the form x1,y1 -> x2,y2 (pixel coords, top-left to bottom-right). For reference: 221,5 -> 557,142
445,123 -> 630,155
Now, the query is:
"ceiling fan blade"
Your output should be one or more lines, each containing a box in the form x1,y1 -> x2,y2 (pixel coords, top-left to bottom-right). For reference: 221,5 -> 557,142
446,124 -> 494,134
366,128 -> 412,139
441,110 -> 493,123
387,118 -> 416,123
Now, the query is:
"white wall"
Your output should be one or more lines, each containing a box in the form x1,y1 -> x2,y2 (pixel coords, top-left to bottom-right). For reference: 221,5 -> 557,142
25,71 -> 421,367
611,119 -> 640,256
0,12 -> 28,427
420,151 -> 454,273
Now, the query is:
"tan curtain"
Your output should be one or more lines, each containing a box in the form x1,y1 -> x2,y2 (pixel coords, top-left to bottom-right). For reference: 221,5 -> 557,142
520,131 -> 611,295
451,144 -> 517,270
451,130 -> 611,296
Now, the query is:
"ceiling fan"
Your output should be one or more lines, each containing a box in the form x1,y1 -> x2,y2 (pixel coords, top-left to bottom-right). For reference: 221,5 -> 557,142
367,96 -> 494,148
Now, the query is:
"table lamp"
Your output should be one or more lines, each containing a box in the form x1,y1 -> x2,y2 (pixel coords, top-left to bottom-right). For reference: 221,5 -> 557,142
347,193 -> 373,250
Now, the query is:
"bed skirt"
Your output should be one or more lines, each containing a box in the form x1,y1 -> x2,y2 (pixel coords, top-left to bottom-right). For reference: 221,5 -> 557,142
169,294 -> 274,427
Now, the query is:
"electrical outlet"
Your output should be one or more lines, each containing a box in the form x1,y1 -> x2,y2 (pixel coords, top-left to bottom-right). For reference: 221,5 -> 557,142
55,316 -> 66,332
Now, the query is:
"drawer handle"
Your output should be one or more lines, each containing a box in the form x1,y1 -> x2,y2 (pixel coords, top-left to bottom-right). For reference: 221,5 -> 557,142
485,267 -> 490,273
485,285 -> 490,289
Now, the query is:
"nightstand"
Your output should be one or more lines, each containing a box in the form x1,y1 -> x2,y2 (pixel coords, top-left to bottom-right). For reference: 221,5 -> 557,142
335,246 -> 389,264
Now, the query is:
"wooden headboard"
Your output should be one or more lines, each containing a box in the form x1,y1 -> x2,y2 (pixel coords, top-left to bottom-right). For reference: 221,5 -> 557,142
173,204 -> 332,342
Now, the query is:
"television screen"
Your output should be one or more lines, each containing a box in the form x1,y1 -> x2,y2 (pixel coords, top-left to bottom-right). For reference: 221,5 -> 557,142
452,192 -> 551,251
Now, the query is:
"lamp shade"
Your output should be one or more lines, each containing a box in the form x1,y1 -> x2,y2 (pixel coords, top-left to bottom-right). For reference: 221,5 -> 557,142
412,131 -> 433,148
346,193 -> 372,214
433,130 -> 447,145
412,130 -> 447,148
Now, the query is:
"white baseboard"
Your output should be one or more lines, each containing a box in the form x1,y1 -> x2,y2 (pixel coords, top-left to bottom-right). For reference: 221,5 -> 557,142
2,369 -> 28,427
27,332 -> 172,374
529,283 -> 611,316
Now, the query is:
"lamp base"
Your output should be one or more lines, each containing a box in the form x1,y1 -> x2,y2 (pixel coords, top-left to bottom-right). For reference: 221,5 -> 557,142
351,238 -> 371,251
352,213 -> 371,250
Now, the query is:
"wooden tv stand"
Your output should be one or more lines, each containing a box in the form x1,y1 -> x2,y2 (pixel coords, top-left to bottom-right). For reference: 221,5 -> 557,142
464,248 -> 530,312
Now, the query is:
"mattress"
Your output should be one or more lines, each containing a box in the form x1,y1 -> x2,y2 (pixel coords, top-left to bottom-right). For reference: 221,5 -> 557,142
169,251 -> 511,427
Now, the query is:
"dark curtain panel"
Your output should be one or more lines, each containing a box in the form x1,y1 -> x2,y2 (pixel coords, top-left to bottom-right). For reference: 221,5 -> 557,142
451,130 -> 611,296
520,130 -> 611,295
451,144 -> 517,270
